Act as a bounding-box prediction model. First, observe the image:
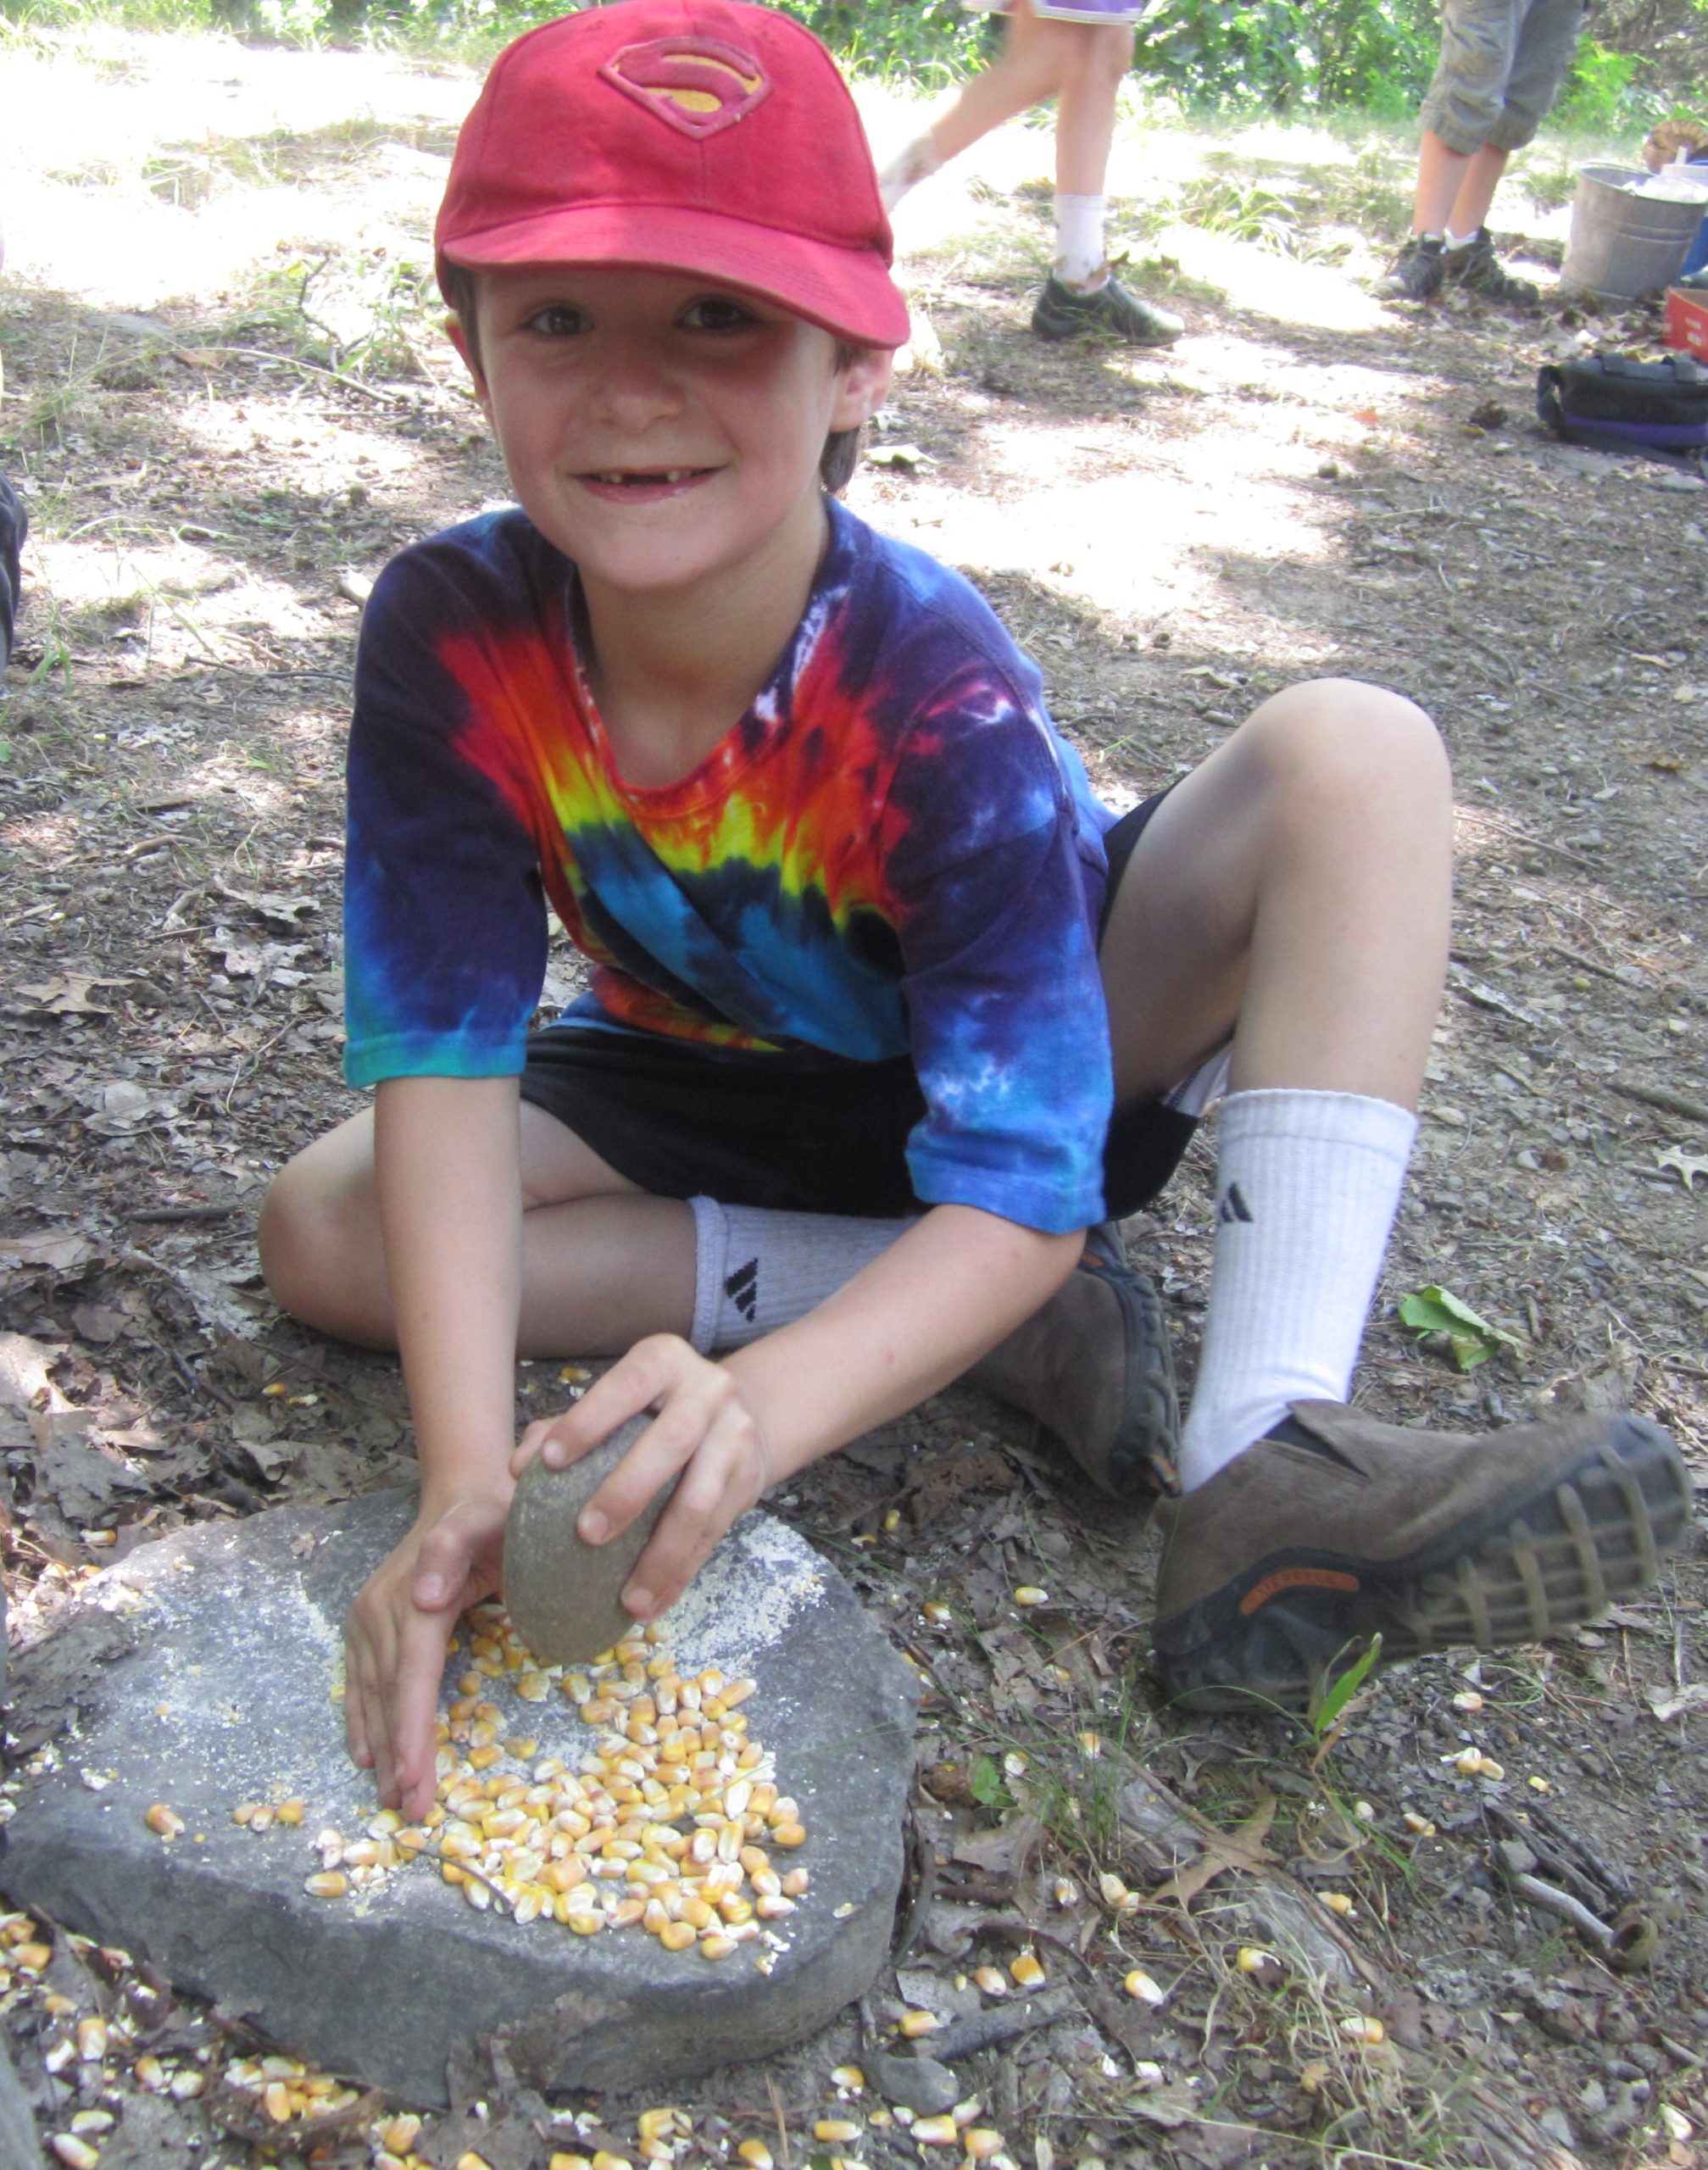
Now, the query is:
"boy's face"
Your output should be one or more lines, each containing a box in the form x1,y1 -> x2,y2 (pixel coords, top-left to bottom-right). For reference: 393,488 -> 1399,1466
449,265 -> 892,603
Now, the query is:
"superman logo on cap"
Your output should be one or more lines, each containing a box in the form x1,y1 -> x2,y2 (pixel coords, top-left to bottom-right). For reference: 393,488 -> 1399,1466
599,36 -> 772,140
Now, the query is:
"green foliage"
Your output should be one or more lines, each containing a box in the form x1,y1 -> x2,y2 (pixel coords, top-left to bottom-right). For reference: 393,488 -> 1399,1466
1308,1631 -> 1383,1742
1397,1285 -> 1523,1372
1553,36 -> 1658,130
968,1753 -> 1015,1813
1140,0 -> 1438,114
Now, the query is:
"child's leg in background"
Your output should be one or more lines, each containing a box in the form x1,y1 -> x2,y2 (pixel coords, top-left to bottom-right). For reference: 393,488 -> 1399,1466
1099,678 -> 1688,1705
0,473 -> 23,677
878,0 -> 1182,345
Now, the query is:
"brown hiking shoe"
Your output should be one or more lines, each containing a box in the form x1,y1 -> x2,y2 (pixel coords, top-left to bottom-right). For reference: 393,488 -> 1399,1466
1154,1400 -> 1690,1711
964,1223 -> 1180,1503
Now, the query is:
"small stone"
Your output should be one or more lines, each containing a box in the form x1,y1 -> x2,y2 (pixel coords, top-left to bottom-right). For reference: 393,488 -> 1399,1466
503,1418 -> 675,1666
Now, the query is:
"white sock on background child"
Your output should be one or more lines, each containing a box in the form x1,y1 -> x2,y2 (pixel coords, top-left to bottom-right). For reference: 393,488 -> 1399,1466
1054,192 -> 1107,287
689,1198 -> 918,1353
1176,1088 -> 1417,1493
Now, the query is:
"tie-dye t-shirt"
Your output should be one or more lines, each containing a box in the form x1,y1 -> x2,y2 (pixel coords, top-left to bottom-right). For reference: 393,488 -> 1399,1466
344,499 -> 1117,1233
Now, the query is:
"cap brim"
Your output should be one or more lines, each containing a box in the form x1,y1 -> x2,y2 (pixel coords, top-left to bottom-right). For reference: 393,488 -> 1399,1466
438,202 -> 910,349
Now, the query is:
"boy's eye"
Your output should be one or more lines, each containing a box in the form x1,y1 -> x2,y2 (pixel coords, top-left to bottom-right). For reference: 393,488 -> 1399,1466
523,303 -> 588,337
680,293 -> 761,333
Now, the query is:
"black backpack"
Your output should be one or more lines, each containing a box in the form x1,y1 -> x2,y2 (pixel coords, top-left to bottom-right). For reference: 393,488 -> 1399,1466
1536,352 -> 1708,468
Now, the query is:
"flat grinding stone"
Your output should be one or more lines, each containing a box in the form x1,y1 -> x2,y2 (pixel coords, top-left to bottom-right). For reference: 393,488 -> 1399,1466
0,1489 -> 917,2104
504,1416 -> 674,1666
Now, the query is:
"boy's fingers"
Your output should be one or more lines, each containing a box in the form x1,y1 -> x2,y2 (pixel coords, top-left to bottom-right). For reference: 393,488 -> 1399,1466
619,1410 -> 768,1617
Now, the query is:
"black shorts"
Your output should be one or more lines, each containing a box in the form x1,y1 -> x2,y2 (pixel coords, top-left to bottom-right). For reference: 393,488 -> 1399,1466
518,793 -> 1196,1221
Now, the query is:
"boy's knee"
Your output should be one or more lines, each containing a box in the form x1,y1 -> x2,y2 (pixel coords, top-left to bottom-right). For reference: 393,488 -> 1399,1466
258,1153 -> 357,1326
1066,21 -> 1134,92
1242,678 -> 1451,804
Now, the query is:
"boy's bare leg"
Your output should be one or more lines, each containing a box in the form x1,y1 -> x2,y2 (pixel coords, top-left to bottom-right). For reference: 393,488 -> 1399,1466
878,0 -> 1073,204
1099,679 -> 1688,1707
260,1103 -> 696,1355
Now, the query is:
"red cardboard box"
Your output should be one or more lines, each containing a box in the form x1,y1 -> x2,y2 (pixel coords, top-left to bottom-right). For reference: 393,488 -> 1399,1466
1665,285 -> 1708,359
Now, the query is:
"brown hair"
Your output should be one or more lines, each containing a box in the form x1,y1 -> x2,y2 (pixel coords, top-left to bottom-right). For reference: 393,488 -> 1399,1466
442,263 -> 868,496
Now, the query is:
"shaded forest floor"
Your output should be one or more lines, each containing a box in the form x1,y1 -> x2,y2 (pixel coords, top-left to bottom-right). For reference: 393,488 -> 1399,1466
1,24 -> 1706,2170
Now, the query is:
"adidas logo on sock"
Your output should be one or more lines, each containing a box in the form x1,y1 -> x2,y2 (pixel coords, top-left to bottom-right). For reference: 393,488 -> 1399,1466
725,1258 -> 759,1322
1217,1182 -> 1254,1225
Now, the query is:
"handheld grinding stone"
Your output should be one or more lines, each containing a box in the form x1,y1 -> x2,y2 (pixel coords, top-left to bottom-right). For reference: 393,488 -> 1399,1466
503,1415 -> 676,1666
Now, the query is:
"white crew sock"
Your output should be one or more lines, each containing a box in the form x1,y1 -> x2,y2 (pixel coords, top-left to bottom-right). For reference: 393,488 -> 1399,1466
878,135 -> 943,213
1054,193 -> 1108,289
688,1198 -> 919,1354
1177,1088 -> 1418,1493
1444,226 -> 1478,250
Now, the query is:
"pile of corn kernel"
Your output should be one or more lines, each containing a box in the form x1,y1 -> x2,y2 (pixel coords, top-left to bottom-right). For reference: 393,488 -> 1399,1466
147,1605 -> 809,1968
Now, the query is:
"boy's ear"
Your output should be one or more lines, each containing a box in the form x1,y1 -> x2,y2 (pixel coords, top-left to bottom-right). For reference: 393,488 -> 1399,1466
831,343 -> 895,431
444,311 -> 492,408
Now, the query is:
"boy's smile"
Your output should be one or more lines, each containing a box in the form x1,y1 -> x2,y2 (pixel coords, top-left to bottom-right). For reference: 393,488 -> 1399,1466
450,266 -> 890,618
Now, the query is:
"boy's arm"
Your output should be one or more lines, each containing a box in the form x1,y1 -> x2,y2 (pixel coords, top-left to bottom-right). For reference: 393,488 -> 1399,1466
519,1204 -> 1079,1620
346,1074 -> 523,1820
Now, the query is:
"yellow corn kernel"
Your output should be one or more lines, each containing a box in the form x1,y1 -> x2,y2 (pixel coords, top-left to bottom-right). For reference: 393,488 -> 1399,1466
1341,2016 -> 1386,2045
637,2110 -> 680,2146
144,1805 -> 185,1840
134,2056 -> 167,2092
771,1822 -> 807,1850
50,2139 -> 102,2170
264,2080 -> 292,2123
831,2066 -> 865,2092
1012,1586 -> 1048,1607
379,2117 -> 424,2153
964,2133 -> 1005,2161
304,1872 -> 348,1899
457,2155 -> 495,2170
913,2117 -> 960,2145
1124,1970 -> 1166,2006
1009,1952 -> 1045,1989
699,1934 -> 737,1960
659,1920 -> 698,1950
1321,1892 -> 1355,1917
516,1672 -> 550,1703
566,1911 -> 604,1936
233,1801 -> 259,1826
249,1805 -> 276,1833
1403,1811 -> 1436,1836
781,1868 -> 809,1898
75,2017 -> 108,2062
899,2010 -> 942,2038
550,2157 -> 594,2170
737,2144 -> 774,2169
13,1943 -> 52,1972
815,2121 -> 860,2143
972,1966 -> 1009,1998
591,2151 -> 632,2170
276,1799 -> 305,1826
1236,1946 -> 1278,1975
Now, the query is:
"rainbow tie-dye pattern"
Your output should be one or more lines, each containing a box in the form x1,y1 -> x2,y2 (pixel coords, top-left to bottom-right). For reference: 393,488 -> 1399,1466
344,501 -> 1116,1231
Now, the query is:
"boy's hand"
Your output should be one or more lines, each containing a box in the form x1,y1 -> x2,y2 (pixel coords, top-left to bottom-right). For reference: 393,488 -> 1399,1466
346,1488 -> 509,1822
511,1335 -> 774,1626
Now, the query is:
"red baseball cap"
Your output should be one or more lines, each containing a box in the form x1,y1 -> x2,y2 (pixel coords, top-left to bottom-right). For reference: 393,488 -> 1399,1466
436,0 -> 910,349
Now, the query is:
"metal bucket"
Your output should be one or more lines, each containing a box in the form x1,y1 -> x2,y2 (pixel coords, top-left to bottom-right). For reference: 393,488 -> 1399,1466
1560,162 -> 1708,303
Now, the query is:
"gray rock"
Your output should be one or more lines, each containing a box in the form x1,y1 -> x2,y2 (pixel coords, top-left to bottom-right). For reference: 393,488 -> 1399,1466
0,1489 -> 916,2104
504,1416 -> 673,1666
0,2039 -> 43,2170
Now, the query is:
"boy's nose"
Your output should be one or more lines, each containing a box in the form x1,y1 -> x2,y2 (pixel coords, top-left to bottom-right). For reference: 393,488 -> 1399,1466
590,338 -> 684,429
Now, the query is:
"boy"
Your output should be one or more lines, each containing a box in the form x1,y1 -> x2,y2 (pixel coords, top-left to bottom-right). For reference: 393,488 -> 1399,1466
259,0 -> 1688,1824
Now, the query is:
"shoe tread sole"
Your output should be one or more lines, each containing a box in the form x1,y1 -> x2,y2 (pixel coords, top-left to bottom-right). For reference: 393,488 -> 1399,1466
1157,1416 -> 1690,1711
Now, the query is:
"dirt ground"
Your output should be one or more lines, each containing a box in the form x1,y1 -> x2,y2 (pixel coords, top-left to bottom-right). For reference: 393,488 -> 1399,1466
2,23 -> 1707,2170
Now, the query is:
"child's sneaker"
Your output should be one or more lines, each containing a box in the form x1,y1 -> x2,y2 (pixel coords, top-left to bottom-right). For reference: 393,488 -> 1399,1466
1153,1401 -> 1690,1711
1032,274 -> 1183,346
1442,227 -> 1539,309
1375,233 -> 1445,303
965,1221 -> 1180,1501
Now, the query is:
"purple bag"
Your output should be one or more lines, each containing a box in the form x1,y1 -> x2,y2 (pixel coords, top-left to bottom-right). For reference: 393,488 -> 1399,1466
1537,352 -> 1708,469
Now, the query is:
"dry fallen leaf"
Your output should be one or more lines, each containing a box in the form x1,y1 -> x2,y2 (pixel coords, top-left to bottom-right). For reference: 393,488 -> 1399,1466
1656,1147 -> 1708,1192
